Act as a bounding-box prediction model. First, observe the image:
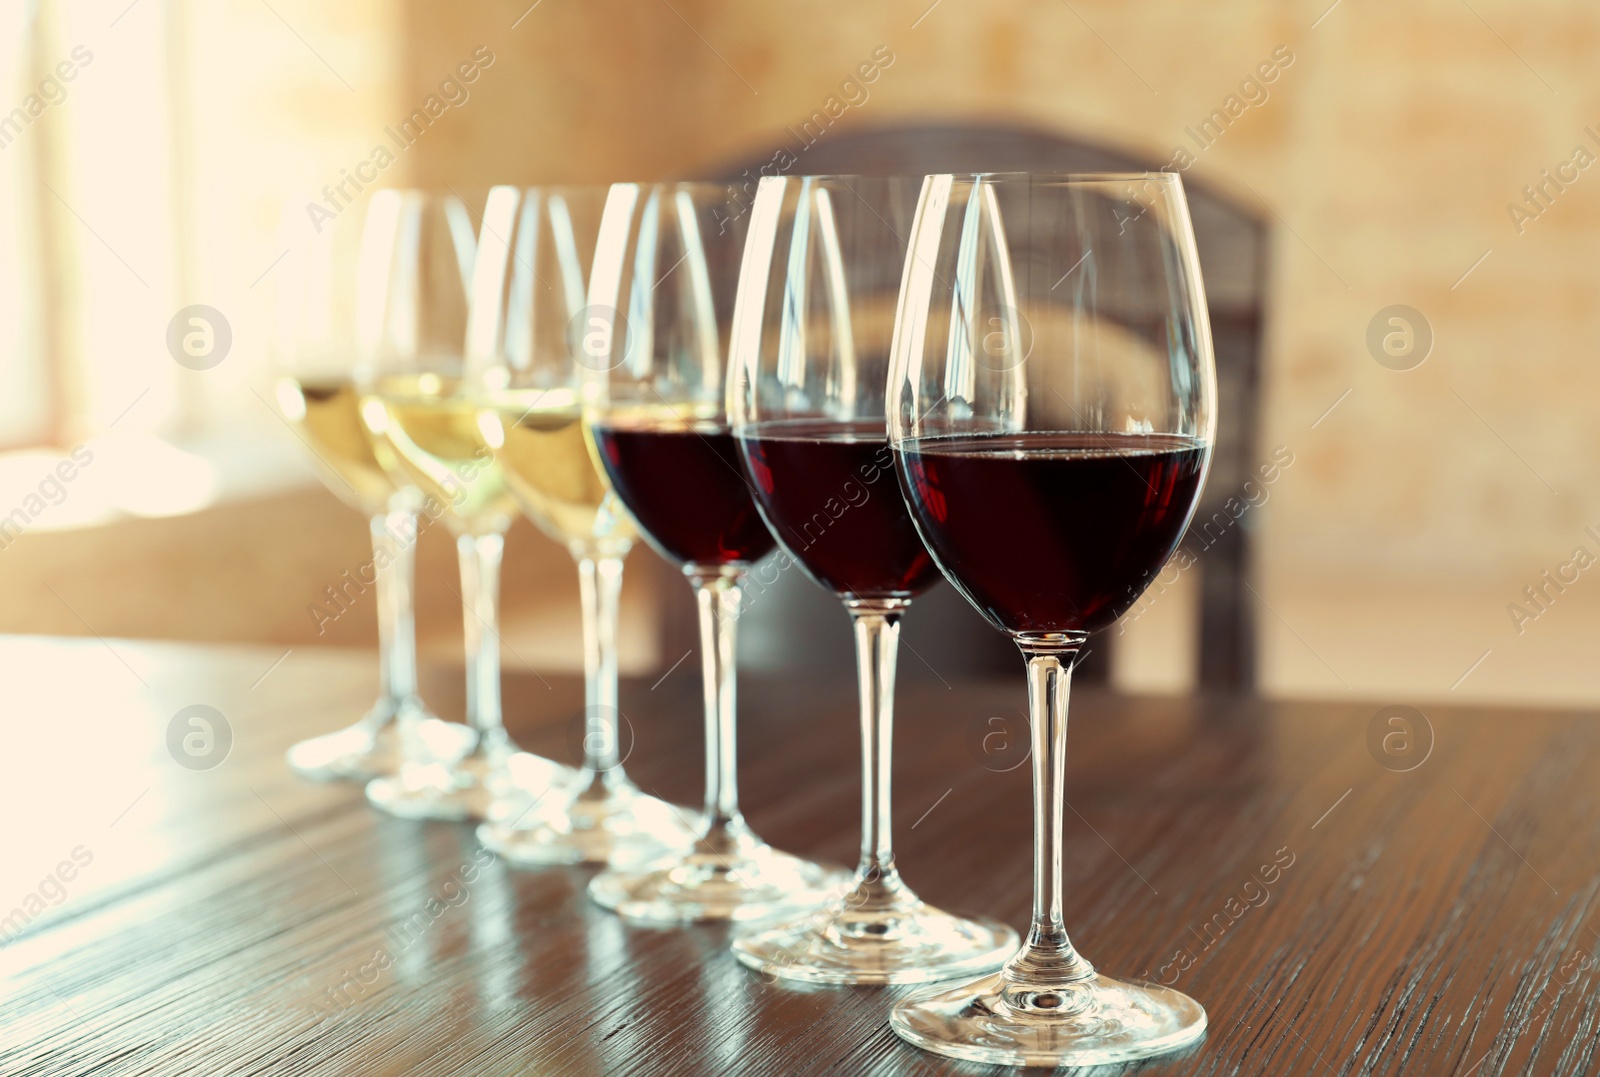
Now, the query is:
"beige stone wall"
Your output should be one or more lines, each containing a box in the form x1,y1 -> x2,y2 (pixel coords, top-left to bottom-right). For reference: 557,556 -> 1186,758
26,1 -> 1591,701
371,0 -> 1600,700
388,0 -> 1598,583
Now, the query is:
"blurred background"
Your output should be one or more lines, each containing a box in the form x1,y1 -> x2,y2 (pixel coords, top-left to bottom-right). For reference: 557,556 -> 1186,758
3,0 -> 1595,706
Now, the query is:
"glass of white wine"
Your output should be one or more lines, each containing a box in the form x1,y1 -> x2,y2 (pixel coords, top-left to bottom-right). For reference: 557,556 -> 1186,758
273,195 -> 468,781
468,185 -> 694,865
353,188 -> 569,821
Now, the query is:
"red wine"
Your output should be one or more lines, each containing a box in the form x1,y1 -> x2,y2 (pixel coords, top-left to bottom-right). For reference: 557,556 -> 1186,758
738,420 -> 940,600
591,419 -> 776,567
896,432 -> 1207,635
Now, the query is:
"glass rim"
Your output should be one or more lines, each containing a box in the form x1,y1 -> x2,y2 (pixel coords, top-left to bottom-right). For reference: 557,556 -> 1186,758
317,184 -> 612,201
486,182 -> 614,196
606,179 -> 736,198
752,172 -> 923,185
746,170 -> 1178,186
937,169 -> 1183,185
348,184 -> 491,197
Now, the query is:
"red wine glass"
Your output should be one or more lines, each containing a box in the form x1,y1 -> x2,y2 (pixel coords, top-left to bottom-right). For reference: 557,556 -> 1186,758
582,182 -> 845,923
726,174 -> 1018,983
886,173 -> 1216,1067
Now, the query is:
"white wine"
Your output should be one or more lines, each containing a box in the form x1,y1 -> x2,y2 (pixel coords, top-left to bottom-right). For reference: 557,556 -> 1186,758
367,373 -> 517,536
278,377 -> 399,515
481,388 -> 636,555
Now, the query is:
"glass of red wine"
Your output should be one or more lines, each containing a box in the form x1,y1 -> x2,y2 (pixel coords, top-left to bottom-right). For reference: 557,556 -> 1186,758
582,181 -> 845,923
725,174 -> 1018,983
885,173 -> 1215,1067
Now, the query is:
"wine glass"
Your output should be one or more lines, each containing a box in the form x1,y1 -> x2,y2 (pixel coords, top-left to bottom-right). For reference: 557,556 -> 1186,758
353,188 -> 570,821
885,172 -> 1215,1067
582,181 -> 845,923
467,185 -> 694,864
725,174 -> 1018,982
272,194 -> 469,781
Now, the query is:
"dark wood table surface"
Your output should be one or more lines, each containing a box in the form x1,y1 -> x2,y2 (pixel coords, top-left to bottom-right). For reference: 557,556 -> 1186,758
3,635 -> 1598,1076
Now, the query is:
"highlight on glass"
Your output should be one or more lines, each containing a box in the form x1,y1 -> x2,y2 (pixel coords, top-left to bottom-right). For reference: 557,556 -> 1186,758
466,185 -> 693,865
886,172 -> 1215,1067
726,174 -> 1018,982
582,181 -> 845,923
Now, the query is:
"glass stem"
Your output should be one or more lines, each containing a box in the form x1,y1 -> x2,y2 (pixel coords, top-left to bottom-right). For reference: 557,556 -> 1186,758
1003,638 -> 1097,995
689,567 -> 746,853
576,550 -> 629,795
373,508 -> 421,710
457,531 -> 507,764
845,598 -> 913,909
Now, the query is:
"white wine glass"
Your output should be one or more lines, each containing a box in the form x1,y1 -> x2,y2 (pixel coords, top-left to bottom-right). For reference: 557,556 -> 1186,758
354,188 -> 570,821
273,195 -> 467,781
468,185 -> 694,865
886,172 -> 1215,1067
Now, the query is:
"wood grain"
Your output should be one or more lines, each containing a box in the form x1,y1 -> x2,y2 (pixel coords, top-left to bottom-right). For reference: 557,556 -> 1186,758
1,638 -> 1595,1076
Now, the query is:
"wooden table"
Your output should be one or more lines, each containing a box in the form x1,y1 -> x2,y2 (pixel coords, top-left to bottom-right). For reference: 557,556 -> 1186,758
2,636 -> 1596,1076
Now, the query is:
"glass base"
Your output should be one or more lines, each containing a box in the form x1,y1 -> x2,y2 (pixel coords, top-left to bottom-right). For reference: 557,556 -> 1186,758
478,778 -> 698,867
588,822 -> 847,925
890,969 -> 1207,1067
366,748 -> 572,823
498,750 -> 582,795
286,700 -> 461,781
730,877 -> 1017,985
